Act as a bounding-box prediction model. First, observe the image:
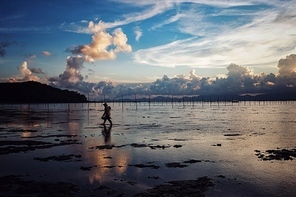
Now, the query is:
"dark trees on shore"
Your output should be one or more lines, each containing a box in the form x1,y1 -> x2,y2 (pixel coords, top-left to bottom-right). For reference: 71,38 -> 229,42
0,81 -> 87,103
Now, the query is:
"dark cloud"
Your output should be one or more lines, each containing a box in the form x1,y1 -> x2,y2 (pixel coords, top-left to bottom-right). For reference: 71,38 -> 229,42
29,67 -> 45,74
48,54 -> 296,100
88,69 -> 95,76
0,41 -> 16,57
48,56 -> 97,94
48,56 -> 85,90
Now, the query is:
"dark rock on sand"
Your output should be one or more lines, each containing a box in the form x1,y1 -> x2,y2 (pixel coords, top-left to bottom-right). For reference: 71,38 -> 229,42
255,148 -> 296,160
165,162 -> 188,168
129,163 -> 160,169
80,165 -> 97,171
149,145 -> 171,149
0,140 -> 80,155
90,144 -> 115,150
0,175 -> 78,196
134,176 -> 214,197
183,159 -> 202,164
34,154 -> 82,162
148,176 -> 160,180
173,145 -> 182,148
130,143 -> 148,148
224,134 -> 241,136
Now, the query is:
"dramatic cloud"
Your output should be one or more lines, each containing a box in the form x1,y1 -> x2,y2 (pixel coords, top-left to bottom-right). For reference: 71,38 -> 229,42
277,54 -> 296,77
68,21 -> 132,62
46,54 -> 296,100
48,56 -> 84,86
50,21 -> 132,97
9,61 -> 40,82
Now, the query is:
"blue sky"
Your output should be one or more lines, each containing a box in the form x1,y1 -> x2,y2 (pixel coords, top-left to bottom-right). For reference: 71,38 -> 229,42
0,0 -> 296,99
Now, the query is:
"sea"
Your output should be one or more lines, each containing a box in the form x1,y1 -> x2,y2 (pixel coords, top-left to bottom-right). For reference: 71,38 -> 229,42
0,101 -> 295,196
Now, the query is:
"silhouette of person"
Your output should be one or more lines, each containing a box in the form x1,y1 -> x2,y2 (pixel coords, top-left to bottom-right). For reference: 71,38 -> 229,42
102,124 -> 112,143
101,103 -> 113,125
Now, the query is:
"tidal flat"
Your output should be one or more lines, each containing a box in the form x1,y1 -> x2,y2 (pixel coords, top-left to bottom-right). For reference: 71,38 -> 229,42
0,102 -> 295,196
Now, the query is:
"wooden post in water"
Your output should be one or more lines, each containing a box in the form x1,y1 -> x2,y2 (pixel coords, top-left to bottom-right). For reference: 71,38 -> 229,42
217,96 -> 220,107
202,96 -> 204,107
121,95 -> 124,111
210,97 -> 212,107
87,93 -> 89,110
135,94 -> 137,110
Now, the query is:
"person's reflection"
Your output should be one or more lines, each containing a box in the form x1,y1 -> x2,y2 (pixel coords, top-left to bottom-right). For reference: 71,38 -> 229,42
102,124 -> 112,144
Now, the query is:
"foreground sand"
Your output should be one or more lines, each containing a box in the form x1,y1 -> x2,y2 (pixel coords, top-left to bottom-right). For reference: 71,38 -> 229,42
0,103 -> 296,196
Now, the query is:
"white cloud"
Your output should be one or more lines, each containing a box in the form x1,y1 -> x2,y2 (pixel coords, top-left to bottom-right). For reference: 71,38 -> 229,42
134,26 -> 142,41
9,61 -> 40,82
41,51 -> 51,56
277,54 -> 296,76
104,1 -> 174,28
68,21 -> 132,62
133,1 -> 296,69
113,28 -> 132,53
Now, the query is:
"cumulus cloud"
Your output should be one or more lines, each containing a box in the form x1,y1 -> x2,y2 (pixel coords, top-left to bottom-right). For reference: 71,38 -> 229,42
48,56 -> 113,95
110,55 -> 296,97
9,61 -> 40,82
68,21 -> 132,62
277,54 -> 296,76
48,56 -> 84,86
49,21 -> 133,98
46,54 -> 296,100
113,28 -> 132,53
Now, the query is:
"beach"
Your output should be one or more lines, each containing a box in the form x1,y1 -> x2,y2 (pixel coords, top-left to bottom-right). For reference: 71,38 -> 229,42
0,102 -> 295,196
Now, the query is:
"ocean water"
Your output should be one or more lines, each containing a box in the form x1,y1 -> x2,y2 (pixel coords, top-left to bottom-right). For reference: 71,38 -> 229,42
0,101 -> 295,196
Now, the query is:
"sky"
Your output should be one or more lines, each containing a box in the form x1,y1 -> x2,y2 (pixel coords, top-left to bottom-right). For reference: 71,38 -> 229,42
0,0 -> 296,99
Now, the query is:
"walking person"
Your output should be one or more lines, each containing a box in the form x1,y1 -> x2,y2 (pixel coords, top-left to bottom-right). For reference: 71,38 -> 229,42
101,103 -> 112,125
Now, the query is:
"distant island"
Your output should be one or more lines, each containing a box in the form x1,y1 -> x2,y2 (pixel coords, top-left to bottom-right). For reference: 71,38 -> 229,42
0,81 -> 87,103
1,81 -> 295,104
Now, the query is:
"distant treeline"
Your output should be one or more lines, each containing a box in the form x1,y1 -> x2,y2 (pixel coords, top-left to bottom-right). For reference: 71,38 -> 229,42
0,81 -> 87,103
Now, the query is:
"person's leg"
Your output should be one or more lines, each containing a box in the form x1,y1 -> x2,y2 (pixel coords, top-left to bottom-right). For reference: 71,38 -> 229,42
108,117 -> 113,125
101,118 -> 106,125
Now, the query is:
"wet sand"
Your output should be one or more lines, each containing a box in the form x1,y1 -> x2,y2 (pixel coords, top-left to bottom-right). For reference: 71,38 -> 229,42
0,103 -> 296,196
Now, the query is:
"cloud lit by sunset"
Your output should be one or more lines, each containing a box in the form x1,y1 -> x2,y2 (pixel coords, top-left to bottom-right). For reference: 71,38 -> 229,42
0,0 -> 295,99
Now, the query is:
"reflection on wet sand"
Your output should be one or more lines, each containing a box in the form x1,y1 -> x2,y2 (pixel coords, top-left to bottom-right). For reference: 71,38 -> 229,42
102,125 -> 112,144
83,124 -> 131,185
1,103 -> 296,196
87,148 -> 131,185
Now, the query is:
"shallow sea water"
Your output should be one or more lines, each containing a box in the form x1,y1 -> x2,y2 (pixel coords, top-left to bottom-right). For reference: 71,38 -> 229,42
0,101 -> 295,196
